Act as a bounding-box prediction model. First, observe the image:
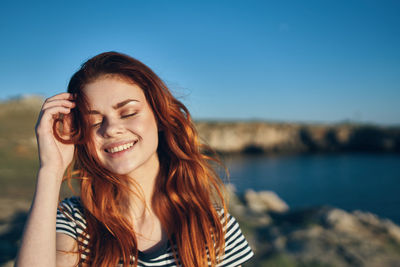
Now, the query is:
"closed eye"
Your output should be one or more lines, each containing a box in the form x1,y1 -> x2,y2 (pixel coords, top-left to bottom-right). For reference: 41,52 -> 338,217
121,112 -> 137,119
91,122 -> 102,128
90,117 -> 103,128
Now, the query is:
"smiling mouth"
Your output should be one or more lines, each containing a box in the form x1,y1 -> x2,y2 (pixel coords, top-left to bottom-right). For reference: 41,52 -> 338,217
105,141 -> 137,154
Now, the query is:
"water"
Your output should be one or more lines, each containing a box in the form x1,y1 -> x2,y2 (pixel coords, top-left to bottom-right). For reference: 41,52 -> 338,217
222,153 -> 400,224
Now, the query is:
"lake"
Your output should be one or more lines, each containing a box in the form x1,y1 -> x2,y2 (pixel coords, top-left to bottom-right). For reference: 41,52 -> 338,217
222,153 -> 400,224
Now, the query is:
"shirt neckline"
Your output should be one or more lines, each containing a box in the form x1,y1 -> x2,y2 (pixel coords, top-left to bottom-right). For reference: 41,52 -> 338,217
138,238 -> 170,260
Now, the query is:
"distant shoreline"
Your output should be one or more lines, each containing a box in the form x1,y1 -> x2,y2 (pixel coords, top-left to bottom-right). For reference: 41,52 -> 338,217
2,95 -> 400,154
195,121 -> 400,154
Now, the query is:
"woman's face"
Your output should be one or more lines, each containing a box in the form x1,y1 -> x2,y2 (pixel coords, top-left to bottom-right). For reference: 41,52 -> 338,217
82,76 -> 159,179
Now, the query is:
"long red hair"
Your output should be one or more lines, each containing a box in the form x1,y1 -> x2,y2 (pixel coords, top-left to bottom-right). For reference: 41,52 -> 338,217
55,52 -> 227,266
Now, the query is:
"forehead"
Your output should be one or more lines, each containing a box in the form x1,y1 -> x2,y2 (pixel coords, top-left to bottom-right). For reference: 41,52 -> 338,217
82,76 -> 146,108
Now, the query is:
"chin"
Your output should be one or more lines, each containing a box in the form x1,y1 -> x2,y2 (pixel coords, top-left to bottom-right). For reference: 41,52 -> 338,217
110,167 -> 135,176
103,163 -> 135,176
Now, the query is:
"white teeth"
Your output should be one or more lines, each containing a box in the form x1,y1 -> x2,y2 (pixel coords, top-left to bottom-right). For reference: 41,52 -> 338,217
106,142 -> 135,153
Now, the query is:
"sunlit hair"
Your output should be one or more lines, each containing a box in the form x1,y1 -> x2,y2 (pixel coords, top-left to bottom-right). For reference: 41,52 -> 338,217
54,51 -> 227,266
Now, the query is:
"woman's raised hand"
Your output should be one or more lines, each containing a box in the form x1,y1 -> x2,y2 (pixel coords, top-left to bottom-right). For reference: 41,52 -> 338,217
35,92 -> 76,177
15,93 -> 77,267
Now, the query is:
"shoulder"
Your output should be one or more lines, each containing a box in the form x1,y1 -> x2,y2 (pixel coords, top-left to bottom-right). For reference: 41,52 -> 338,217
216,208 -> 242,233
58,196 -> 85,221
216,209 -> 247,244
59,196 -> 83,210
60,196 -> 82,208
56,196 -> 87,240
216,209 -> 254,266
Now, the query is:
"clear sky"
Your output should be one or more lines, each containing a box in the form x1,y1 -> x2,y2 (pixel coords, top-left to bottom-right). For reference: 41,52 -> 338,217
0,0 -> 399,125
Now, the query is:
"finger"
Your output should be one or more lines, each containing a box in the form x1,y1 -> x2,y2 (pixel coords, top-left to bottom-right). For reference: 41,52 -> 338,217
39,106 -> 74,126
36,105 -> 74,136
42,99 -> 76,110
42,93 -> 75,106
36,99 -> 73,126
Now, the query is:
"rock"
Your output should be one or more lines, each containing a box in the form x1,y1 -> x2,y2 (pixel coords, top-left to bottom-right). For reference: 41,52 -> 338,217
228,190 -> 400,267
225,184 -> 246,216
325,208 -> 362,233
384,220 -> 400,243
244,189 -> 289,213
353,210 -> 400,243
2,260 -> 14,267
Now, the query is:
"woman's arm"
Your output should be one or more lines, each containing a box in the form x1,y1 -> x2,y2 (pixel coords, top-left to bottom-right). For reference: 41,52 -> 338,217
15,93 -> 75,267
56,233 -> 79,267
16,173 -> 80,267
15,168 -> 64,266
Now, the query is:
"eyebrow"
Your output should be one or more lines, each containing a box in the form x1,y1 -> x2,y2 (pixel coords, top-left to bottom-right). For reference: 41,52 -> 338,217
88,99 -> 139,115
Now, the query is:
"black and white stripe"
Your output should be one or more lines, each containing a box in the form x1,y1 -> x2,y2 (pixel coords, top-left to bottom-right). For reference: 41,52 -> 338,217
56,197 -> 253,266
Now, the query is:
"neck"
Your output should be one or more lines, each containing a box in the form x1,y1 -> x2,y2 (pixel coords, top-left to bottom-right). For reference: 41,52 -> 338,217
127,153 -> 160,220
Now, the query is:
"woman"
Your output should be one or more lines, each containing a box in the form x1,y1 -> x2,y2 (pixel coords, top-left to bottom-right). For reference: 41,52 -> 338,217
16,52 -> 253,266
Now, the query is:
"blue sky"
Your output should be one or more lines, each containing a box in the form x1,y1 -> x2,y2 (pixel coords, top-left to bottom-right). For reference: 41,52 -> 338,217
0,0 -> 399,125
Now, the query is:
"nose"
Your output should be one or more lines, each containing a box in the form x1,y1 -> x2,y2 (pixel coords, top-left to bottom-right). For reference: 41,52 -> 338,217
101,118 -> 125,137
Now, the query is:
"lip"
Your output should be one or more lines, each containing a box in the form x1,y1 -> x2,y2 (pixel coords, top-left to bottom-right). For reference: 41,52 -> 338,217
102,140 -> 138,157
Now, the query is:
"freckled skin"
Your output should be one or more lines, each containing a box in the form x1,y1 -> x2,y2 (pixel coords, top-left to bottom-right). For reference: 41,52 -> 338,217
83,77 -> 159,179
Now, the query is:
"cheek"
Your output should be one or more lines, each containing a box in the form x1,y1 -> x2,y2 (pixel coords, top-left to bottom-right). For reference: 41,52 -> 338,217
130,114 -> 158,136
92,136 -> 103,154
144,119 -> 159,143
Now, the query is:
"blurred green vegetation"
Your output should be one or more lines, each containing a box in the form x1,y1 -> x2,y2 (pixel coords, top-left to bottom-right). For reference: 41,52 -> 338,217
0,97 -> 77,266
0,98 -> 40,200
0,97 -> 74,201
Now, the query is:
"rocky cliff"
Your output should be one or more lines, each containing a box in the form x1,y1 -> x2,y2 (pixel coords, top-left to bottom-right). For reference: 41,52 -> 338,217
196,121 -> 400,154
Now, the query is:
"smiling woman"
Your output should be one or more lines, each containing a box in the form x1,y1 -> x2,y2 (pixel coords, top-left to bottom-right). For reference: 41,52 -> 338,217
15,52 -> 253,267
84,78 -> 159,178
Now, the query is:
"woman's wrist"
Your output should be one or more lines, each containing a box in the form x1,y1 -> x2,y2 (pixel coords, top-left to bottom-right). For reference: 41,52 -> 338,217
37,166 -> 65,187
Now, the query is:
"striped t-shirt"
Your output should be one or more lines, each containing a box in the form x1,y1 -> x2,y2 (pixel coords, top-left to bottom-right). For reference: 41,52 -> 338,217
56,197 -> 254,266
